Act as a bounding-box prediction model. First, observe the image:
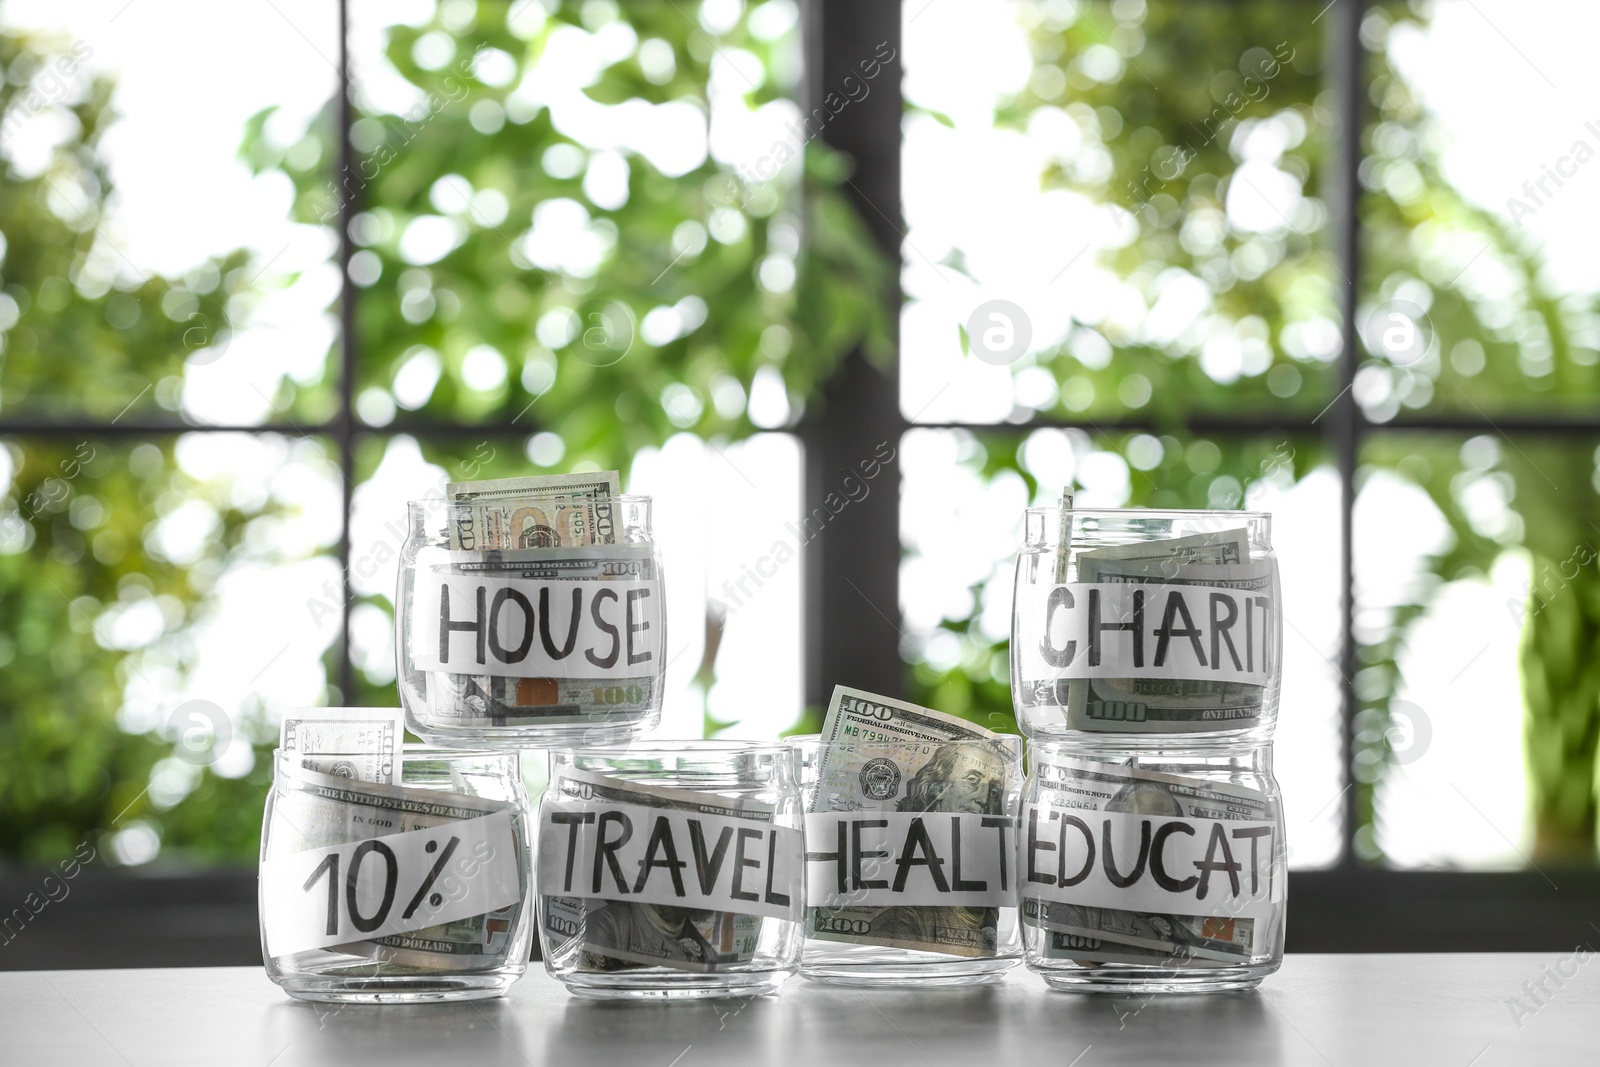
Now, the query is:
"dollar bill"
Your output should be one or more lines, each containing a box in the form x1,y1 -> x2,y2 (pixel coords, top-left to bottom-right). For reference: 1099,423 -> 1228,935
807,686 -> 1013,958
267,768 -> 524,973
1023,898 -> 1253,964
1023,756 -> 1278,965
415,546 -> 660,727
542,770 -> 777,974
1039,930 -> 1229,968
445,471 -> 621,551
432,473 -> 652,724
280,707 -> 404,786
1078,528 -> 1248,571
1063,527 -> 1271,733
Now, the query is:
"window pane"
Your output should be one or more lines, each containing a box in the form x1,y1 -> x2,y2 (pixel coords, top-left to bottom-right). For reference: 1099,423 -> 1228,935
1356,433 -> 1599,866
0,433 -> 340,865
0,2 -> 339,424
350,432 -> 805,738
1360,2 -> 1600,417
901,0 -> 1336,425
901,426 -> 1343,867
339,0 -> 872,452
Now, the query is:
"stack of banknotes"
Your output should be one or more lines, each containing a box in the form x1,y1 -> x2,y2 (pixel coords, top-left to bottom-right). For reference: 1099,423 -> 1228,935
419,471 -> 658,728
268,708 -> 524,973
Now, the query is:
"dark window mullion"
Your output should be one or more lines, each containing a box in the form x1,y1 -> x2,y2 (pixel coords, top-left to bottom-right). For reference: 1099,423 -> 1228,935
335,0 -> 357,703
1332,0 -> 1368,870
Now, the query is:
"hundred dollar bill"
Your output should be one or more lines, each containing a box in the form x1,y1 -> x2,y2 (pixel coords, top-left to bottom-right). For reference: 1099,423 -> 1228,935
267,768 -> 523,973
416,546 -> 660,727
445,471 -> 621,551
807,686 -> 1011,958
280,707 -> 404,786
1023,756 -> 1278,964
436,473 -> 646,722
542,770 -> 773,973
1040,930 -> 1229,968
1023,899 -> 1253,964
1065,528 -> 1271,733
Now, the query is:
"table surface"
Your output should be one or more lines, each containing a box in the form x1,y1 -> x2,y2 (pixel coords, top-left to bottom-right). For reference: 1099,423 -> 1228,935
0,954 -> 1592,1066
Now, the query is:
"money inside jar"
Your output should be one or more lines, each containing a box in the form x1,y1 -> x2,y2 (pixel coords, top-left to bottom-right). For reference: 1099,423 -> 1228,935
417,471 -> 660,729
268,708 -> 526,974
804,686 -> 1017,959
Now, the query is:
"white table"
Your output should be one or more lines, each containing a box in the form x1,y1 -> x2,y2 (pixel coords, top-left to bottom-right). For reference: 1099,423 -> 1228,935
1,954 -> 1591,1065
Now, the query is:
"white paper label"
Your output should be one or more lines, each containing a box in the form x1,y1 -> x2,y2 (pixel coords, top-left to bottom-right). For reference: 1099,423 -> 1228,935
1019,805 -> 1281,924
261,811 -> 521,956
538,799 -> 803,922
412,573 -> 661,679
1022,582 -> 1273,684
804,812 -> 1015,908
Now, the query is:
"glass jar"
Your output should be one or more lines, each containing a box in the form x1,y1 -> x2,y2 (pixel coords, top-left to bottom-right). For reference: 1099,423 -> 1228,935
1019,738 -> 1286,993
537,741 -> 804,999
1012,507 -> 1280,741
260,746 -> 535,1003
396,495 -> 664,747
793,735 -> 1024,985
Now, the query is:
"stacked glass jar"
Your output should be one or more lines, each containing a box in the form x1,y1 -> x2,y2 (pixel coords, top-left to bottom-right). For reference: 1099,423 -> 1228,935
1010,505 -> 1286,992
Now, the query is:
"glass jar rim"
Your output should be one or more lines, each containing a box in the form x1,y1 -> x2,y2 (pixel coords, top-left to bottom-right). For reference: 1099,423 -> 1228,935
272,743 -> 516,768
1025,735 -> 1274,757
787,732 -> 1024,749
1025,506 -> 1271,521
550,738 -> 795,758
407,493 -> 652,509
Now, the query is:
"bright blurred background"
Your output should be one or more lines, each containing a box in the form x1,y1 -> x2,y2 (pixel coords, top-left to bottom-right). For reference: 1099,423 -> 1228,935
2,0 -> 1598,960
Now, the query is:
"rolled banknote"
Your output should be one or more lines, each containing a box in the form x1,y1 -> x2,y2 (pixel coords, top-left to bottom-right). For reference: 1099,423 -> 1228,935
1023,898 -> 1253,963
541,770 -> 782,974
806,686 -> 1014,958
1023,756 -> 1280,965
1040,930 -> 1229,968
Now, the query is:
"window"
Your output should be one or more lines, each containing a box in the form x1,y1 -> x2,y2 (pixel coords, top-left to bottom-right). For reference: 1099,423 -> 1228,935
882,0 -> 1600,942
2,0 -> 1596,961
0,0 -> 883,878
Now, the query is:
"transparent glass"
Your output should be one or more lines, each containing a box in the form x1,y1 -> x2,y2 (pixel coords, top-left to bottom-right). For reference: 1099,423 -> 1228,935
1020,739 -> 1286,993
793,735 -> 1024,986
260,746 -> 535,1003
396,495 -> 664,747
538,741 -> 804,999
1012,508 -> 1281,742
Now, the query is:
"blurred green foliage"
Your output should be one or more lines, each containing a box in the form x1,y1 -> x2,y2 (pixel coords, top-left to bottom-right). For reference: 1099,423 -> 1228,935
3,0 -> 1597,870
0,0 -> 891,864
0,24 -> 313,864
904,0 -> 1600,862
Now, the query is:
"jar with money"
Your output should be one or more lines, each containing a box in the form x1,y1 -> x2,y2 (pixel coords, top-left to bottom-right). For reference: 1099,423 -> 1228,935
260,734 -> 536,1002
793,725 -> 1025,985
1012,505 -> 1281,741
395,478 -> 665,747
536,741 -> 805,998
1018,738 -> 1286,992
